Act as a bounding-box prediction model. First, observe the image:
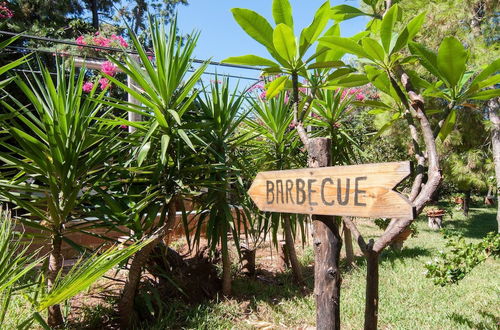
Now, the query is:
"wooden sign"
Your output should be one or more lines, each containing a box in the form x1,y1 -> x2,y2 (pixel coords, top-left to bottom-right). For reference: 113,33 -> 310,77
248,161 -> 415,219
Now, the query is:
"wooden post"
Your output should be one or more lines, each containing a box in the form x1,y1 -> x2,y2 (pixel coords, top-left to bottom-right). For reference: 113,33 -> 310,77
364,251 -> 379,330
308,137 -> 342,330
343,218 -> 354,266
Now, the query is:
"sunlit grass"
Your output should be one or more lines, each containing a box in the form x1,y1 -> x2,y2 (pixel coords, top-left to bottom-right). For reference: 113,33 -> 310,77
152,204 -> 499,329
4,205 -> 498,329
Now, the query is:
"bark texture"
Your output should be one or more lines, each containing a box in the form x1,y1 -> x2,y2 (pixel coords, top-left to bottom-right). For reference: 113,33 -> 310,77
364,251 -> 380,330
221,236 -> 232,296
119,198 -> 177,329
47,233 -> 64,328
283,213 -> 304,284
308,137 -> 342,330
487,96 -> 500,232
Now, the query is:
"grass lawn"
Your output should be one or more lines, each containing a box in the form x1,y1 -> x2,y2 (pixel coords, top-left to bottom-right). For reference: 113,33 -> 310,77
5,204 -> 499,329
148,204 -> 499,329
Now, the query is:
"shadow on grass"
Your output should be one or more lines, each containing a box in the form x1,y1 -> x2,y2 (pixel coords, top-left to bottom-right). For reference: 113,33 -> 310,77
343,246 -> 432,272
448,310 -> 499,330
444,208 -> 497,239
139,266 -> 316,329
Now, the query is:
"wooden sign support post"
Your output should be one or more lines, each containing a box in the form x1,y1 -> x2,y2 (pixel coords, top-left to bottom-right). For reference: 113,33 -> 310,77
308,137 -> 341,330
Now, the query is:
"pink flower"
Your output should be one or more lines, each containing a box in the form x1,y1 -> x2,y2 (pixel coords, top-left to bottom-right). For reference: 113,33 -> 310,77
101,61 -> 117,76
111,34 -> 129,48
93,36 -> 112,48
76,35 -> 86,46
348,88 -> 358,95
99,78 -> 110,90
259,90 -> 267,100
355,93 -> 365,101
147,55 -> 153,60
0,2 -> 14,19
119,124 -> 128,130
82,82 -> 94,93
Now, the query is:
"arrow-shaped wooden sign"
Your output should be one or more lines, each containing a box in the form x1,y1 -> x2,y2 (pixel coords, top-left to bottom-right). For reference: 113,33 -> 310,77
248,161 -> 415,219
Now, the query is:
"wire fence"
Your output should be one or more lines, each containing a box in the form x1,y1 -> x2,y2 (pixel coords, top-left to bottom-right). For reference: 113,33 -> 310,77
0,30 -> 263,82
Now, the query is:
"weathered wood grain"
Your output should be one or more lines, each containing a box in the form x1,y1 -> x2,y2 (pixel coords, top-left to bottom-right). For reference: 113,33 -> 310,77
248,161 -> 415,219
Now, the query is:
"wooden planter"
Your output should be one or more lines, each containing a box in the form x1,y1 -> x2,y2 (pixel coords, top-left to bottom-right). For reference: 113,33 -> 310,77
427,209 -> 445,230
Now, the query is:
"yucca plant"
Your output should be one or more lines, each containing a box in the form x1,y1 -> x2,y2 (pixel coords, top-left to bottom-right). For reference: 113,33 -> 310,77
310,88 -> 363,166
101,16 -> 208,326
246,93 -> 307,284
0,206 -> 40,328
0,35 -> 29,89
192,77 -> 251,295
28,237 -> 152,329
0,59 -> 122,327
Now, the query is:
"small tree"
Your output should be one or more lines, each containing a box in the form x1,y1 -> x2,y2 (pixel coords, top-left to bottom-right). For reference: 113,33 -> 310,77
0,59 -> 122,327
247,92 -> 307,284
102,17 -> 207,327
194,77 -> 251,295
322,3 -> 500,328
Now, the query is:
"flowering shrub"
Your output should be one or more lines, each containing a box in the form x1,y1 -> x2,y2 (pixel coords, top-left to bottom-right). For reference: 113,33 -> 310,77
82,61 -> 117,92
73,32 -> 129,58
424,232 -> 499,286
0,2 -> 13,19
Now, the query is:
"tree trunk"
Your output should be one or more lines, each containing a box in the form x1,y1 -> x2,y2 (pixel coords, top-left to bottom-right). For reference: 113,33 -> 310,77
364,251 -> 380,330
89,0 -> 99,29
283,213 -> 304,284
487,96 -> 500,232
221,235 -> 232,296
119,198 -> 177,329
463,190 -> 471,217
279,239 -> 290,271
308,137 -> 342,330
240,244 -> 256,276
47,233 -> 64,328
343,218 -> 354,266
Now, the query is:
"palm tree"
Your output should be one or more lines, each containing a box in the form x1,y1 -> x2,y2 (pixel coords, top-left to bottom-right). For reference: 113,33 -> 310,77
193,77 -> 251,295
102,16 -> 208,327
247,93 -> 307,284
0,59 -> 122,327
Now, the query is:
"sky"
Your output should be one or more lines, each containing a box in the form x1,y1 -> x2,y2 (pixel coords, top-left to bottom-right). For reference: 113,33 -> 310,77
175,0 -> 367,88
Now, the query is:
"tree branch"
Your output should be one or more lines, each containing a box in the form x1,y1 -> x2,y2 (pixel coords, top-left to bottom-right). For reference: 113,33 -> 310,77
373,71 -> 442,253
343,217 -> 368,255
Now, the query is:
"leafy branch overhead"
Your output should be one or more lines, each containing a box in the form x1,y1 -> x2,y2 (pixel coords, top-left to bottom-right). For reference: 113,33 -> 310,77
319,4 -> 500,141
222,0 -> 367,101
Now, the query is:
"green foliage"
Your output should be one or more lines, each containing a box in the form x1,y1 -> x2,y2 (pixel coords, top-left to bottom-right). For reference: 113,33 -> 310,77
98,17 -> 208,240
309,88 -> 363,165
0,58 -> 121,235
425,232 -> 499,286
374,217 -> 418,238
0,206 -> 40,327
224,0 -> 359,105
193,77 -> 251,252
35,239 -> 152,312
